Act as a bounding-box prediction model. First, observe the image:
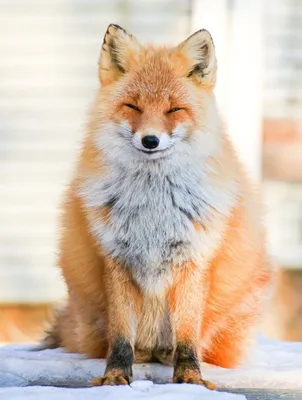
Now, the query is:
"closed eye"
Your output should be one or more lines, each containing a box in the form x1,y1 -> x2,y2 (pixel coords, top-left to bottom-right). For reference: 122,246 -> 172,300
125,104 -> 141,112
167,107 -> 183,114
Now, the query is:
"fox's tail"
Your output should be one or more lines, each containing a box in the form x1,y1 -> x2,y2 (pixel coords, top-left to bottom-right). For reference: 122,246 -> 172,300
38,304 -> 66,350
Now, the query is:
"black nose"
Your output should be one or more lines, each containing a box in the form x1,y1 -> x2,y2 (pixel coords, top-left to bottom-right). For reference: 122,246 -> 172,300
141,135 -> 159,149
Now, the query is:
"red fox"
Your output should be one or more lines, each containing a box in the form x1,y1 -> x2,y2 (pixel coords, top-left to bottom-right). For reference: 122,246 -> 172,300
43,24 -> 274,388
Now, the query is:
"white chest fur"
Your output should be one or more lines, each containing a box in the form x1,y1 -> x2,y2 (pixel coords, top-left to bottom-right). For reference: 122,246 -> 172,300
80,153 -> 238,294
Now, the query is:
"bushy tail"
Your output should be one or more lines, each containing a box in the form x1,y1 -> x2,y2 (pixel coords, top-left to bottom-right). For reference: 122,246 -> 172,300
39,304 -> 66,350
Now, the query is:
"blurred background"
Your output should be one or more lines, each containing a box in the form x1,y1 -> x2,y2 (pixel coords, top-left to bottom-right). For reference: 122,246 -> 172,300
0,0 -> 301,344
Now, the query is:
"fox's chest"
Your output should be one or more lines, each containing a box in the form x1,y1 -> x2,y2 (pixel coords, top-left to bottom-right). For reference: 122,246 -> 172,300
82,167 -> 208,291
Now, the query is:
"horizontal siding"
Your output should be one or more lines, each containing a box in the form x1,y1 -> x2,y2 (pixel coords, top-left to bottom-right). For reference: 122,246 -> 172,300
263,0 -> 302,119
263,0 -> 302,268
0,0 -> 190,302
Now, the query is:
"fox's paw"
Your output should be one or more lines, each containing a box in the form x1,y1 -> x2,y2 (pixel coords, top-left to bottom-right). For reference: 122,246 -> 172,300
92,371 -> 130,386
173,370 -> 216,390
153,346 -> 174,365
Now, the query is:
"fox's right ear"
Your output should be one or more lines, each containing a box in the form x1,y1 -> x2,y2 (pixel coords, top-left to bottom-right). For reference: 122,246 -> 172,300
99,24 -> 141,86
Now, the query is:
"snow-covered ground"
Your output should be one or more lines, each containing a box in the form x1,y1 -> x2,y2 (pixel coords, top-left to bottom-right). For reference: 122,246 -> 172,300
0,335 -> 301,399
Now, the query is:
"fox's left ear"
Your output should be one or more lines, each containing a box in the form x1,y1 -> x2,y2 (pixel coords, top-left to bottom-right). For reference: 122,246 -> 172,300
172,29 -> 217,87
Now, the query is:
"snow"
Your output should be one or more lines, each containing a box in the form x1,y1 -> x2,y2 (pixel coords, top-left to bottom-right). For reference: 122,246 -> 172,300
0,335 -> 301,399
0,385 -> 245,400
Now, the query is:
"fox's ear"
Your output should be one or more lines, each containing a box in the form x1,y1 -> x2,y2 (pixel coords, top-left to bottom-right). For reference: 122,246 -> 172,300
173,29 -> 217,87
99,24 -> 141,86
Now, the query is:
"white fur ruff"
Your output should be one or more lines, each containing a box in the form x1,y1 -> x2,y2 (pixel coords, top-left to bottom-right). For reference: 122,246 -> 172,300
79,122 -> 239,294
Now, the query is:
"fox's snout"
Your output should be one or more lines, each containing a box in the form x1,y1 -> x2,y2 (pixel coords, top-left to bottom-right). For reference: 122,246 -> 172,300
132,130 -> 172,156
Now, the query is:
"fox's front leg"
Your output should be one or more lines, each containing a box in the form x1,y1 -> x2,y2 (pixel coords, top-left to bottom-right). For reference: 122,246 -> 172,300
92,259 -> 141,386
169,262 -> 216,389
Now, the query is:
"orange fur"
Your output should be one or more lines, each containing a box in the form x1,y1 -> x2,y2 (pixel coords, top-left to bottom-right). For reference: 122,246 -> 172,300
43,25 -> 275,387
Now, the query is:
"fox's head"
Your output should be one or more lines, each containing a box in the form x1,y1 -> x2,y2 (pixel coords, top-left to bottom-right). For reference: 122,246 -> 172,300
94,24 -> 219,163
